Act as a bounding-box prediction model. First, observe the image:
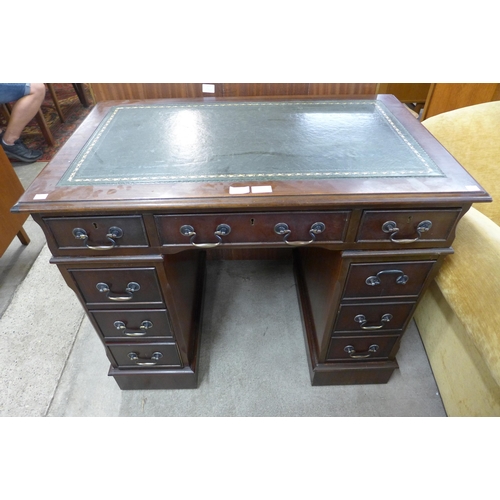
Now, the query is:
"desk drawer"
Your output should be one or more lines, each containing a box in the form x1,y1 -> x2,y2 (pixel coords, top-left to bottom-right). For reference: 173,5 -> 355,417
44,215 -> 149,251
155,211 -> 350,246
91,309 -> 173,339
356,209 -> 461,245
107,343 -> 182,368
342,260 -> 436,300
327,335 -> 399,361
333,302 -> 415,334
69,267 -> 164,307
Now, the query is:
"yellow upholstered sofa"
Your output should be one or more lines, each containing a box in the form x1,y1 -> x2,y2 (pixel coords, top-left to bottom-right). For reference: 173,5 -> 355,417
414,100 -> 500,416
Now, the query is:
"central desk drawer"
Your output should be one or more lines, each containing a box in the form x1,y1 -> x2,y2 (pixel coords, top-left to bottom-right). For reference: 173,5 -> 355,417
155,211 -> 350,246
69,267 -> 164,307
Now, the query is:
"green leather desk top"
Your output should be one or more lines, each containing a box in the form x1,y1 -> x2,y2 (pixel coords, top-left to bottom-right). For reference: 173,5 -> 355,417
57,100 -> 443,186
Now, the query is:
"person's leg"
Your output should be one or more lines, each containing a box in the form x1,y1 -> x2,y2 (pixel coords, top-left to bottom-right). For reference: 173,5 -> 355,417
3,83 -> 46,144
1,83 -> 45,162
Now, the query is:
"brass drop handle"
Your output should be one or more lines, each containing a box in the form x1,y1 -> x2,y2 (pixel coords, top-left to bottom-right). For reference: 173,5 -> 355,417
180,223 -> 231,248
73,226 -> 123,250
127,351 -> 163,366
382,220 -> 432,244
354,313 -> 393,330
96,281 -> 140,301
274,222 -> 326,246
114,320 -> 153,336
344,344 -> 379,359
365,269 -> 409,286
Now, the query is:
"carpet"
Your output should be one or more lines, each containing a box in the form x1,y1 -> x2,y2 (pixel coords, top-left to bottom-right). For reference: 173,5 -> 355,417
0,243 -> 447,416
0,245 -> 84,417
0,83 -> 94,161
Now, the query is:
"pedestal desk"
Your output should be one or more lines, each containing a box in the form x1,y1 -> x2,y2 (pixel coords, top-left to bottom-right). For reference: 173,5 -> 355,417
13,95 -> 491,390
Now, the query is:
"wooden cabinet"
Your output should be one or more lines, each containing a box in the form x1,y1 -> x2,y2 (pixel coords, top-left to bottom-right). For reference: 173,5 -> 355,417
0,147 -> 30,257
89,83 -> 500,122
421,83 -> 500,119
90,83 -> 378,101
14,95 -> 491,389
376,83 -> 432,104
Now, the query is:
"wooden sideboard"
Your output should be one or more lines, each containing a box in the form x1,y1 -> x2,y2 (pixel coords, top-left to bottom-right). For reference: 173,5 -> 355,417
13,95 -> 491,390
421,83 -> 500,119
0,148 -> 30,257
90,83 -> 500,121
90,83 -> 378,101
375,83 -> 500,119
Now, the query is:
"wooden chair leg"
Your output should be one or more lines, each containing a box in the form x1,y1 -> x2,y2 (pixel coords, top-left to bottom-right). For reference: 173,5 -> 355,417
34,109 -> 55,146
16,227 -> 30,246
47,83 -> 65,122
1,102 -> 11,120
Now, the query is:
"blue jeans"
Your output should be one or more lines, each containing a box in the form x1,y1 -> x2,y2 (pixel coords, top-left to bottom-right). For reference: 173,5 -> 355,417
0,83 -> 30,104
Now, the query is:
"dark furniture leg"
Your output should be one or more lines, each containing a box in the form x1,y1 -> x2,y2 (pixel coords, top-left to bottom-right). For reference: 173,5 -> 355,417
16,227 -> 30,246
72,84 -> 90,108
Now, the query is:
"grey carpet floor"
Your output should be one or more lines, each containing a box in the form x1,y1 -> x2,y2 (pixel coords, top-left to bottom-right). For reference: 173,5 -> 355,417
0,245 -> 446,417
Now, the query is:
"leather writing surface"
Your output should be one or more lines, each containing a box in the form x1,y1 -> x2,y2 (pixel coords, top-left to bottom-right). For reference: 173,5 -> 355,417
58,100 -> 444,186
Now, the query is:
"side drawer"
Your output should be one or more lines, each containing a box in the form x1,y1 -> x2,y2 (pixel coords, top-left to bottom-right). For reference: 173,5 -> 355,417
107,343 -> 182,368
356,209 -> 461,245
342,260 -> 436,300
44,215 -> 149,251
91,309 -> 173,339
333,301 -> 416,334
327,335 -> 399,361
154,211 -> 350,246
68,267 -> 164,307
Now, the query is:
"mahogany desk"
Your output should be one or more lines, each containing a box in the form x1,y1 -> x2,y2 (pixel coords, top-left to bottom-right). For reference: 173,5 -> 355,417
13,95 -> 491,390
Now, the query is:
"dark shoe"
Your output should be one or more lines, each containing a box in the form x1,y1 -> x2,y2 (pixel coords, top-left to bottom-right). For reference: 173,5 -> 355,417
1,138 -> 43,163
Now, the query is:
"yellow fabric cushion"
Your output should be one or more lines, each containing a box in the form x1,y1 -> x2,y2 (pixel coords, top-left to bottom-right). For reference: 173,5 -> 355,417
415,282 -> 500,416
422,101 -> 500,225
435,207 -> 500,386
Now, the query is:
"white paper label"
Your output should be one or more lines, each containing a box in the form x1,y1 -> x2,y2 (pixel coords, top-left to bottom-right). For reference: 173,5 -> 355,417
251,185 -> 273,193
229,186 -> 250,194
33,193 -> 48,199
202,84 -> 215,93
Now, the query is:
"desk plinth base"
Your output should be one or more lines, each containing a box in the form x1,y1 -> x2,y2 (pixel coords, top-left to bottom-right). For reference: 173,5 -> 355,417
109,366 -> 199,390
306,359 -> 399,386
